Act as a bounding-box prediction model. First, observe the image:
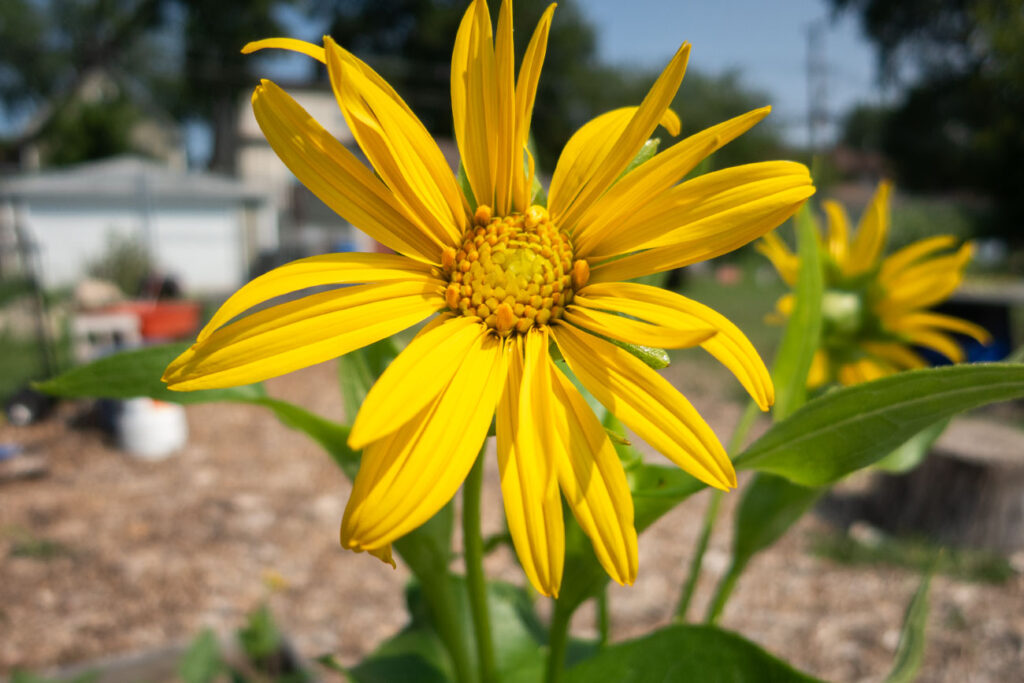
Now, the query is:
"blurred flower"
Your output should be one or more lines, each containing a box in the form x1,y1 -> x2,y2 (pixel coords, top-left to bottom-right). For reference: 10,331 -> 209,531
163,0 -> 813,596
759,181 -> 989,388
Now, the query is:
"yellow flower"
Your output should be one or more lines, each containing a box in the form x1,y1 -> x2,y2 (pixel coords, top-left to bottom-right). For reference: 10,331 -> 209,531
759,181 -> 990,388
163,0 -> 813,596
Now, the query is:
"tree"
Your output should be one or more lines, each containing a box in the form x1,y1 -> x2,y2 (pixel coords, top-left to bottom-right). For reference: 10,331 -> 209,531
830,0 -> 1024,240
0,0 -> 167,165
175,0 -> 294,173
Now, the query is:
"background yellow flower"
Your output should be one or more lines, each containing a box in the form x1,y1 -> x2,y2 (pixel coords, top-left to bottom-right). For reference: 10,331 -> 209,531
759,181 -> 990,388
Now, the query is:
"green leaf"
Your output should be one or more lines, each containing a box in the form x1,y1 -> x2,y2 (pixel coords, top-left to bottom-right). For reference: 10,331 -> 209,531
770,205 -> 823,421
874,418 -> 949,473
349,625 -> 453,683
885,571 -> 933,683
706,474 -> 821,623
735,363 -> 1024,486
178,629 -> 223,683
353,578 -> 549,683
237,604 -> 282,661
35,343 -> 266,404
337,337 -> 400,424
564,624 -> 823,682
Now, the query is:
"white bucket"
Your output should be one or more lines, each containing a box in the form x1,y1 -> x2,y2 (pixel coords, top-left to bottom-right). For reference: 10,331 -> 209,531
117,398 -> 188,460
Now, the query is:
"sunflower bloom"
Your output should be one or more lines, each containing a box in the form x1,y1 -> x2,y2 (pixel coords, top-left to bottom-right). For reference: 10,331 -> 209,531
163,0 -> 814,596
759,181 -> 990,388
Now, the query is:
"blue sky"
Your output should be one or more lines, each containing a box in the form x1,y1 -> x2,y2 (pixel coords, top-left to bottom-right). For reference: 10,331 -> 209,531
580,0 -> 882,144
259,0 -> 883,148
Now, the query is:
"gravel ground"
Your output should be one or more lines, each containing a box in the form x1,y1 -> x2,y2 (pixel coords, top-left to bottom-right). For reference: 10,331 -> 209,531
1,358 -> 1021,682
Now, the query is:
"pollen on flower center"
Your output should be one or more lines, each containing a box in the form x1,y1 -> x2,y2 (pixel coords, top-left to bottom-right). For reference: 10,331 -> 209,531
442,204 -> 588,336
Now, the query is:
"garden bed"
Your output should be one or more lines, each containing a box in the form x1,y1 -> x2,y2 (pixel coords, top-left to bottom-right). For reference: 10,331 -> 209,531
1,359 -> 1021,682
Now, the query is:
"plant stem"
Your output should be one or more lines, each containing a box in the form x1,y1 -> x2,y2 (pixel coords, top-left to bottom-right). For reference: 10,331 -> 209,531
596,586 -> 610,646
674,400 -> 760,624
545,602 -> 572,683
673,489 -> 723,622
704,565 -> 739,624
463,447 -> 496,683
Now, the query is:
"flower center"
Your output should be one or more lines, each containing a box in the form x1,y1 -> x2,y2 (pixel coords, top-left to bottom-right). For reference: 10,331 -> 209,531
443,204 -> 588,336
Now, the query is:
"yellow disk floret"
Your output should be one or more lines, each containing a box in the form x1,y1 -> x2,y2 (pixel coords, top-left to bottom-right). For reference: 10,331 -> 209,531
444,204 -> 586,336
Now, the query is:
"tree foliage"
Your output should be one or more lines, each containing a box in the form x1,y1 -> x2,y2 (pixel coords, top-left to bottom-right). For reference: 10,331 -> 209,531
832,0 -> 1024,240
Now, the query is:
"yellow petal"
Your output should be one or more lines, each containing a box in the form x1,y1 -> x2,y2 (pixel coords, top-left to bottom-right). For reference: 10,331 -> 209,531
552,322 -> 735,490
564,306 -> 715,349
756,231 -> 799,286
575,282 -> 774,410
326,38 -> 467,245
512,4 -> 556,210
574,107 -> 771,256
846,180 -> 892,275
807,349 -> 830,389
243,38 -> 325,63
341,332 -> 505,549
889,312 -> 991,345
775,293 -> 795,317
367,544 -> 396,568
549,365 -> 637,586
860,341 -> 929,370
878,235 -> 958,287
877,243 -> 973,314
492,0 -> 516,215
452,0 -> 497,209
588,161 -> 813,259
838,358 -> 891,385
894,326 -> 966,363
822,199 -> 851,268
197,252 -> 435,343
350,316 -> 488,449
589,184 -> 814,284
496,332 -> 564,597
164,281 -> 444,390
548,41 -> 688,229
252,81 -> 443,262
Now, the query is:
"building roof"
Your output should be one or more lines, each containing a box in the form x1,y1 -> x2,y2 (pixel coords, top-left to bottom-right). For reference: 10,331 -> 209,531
0,156 -> 266,204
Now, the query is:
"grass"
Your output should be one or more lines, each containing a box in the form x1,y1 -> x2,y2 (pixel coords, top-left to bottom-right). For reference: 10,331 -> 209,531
810,529 -> 1017,585
4,526 -> 74,560
0,332 -> 54,403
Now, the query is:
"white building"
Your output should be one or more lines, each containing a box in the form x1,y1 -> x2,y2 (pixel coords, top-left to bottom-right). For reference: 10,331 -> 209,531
0,156 -> 278,294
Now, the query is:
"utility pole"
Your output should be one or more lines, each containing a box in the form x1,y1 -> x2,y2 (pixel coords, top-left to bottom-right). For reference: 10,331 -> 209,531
806,19 -> 829,152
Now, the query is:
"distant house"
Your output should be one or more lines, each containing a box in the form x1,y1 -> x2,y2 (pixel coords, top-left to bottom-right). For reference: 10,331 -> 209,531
0,156 -> 278,294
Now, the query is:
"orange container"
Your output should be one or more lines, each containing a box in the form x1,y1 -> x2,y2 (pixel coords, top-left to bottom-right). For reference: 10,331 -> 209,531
107,301 -> 201,340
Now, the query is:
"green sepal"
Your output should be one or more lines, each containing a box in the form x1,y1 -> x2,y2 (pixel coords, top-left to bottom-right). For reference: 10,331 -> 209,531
619,138 -> 661,180
606,337 -> 671,369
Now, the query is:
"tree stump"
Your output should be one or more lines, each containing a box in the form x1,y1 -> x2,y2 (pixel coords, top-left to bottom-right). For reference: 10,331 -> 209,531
825,416 -> 1024,553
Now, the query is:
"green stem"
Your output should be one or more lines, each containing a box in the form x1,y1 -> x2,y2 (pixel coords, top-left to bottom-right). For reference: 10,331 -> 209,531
674,400 -> 760,624
545,602 -> 572,683
596,585 -> 610,646
418,569 -> 475,683
673,489 -> 723,622
463,448 -> 496,683
704,565 -> 739,624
